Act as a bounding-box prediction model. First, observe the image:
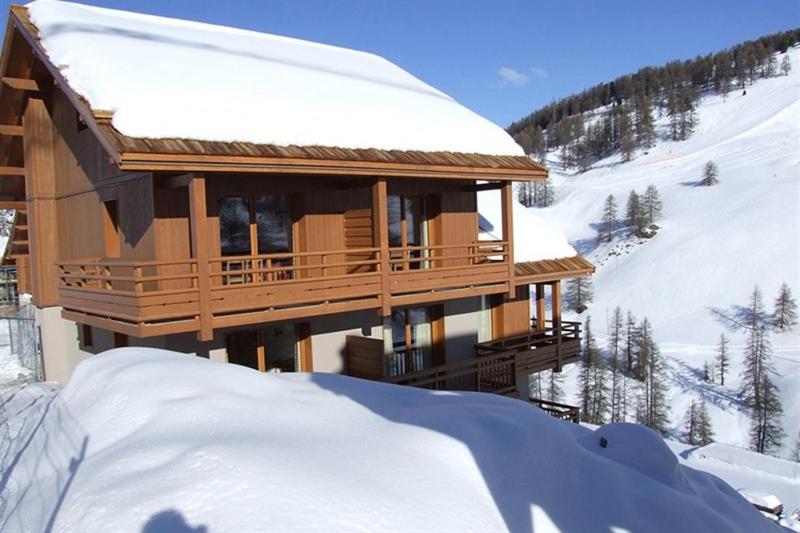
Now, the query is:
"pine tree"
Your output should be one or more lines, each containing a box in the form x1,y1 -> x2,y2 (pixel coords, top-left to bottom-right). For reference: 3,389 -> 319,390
624,310 -> 638,372
744,285 -> 768,331
749,371 -> 784,455
528,371 -> 543,399
716,333 -> 730,386
772,282 -> 797,331
684,400 -> 699,445
697,401 -> 714,445
791,432 -> 800,462
634,95 -> 656,148
579,315 -> 595,419
533,179 -> 555,207
565,277 -> 594,314
608,307 -> 624,422
579,315 -> 609,425
700,161 -> 719,186
625,190 -> 644,230
781,54 -> 792,76
702,361 -> 711,382
598,194 -> 617,243
641,185 -> 662,225
546,370 -> 564,403
635,318 -> 671,435
618,107 -> 635,162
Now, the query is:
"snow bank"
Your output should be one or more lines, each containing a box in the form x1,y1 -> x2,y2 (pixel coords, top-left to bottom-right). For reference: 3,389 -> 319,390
26,0 -> 523,156
479,188 -> 578,262
0,348 -> 780,532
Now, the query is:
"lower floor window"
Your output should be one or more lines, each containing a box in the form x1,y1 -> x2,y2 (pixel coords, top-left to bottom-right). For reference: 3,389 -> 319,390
385,307 -> 433,377
226,324 -> 304,372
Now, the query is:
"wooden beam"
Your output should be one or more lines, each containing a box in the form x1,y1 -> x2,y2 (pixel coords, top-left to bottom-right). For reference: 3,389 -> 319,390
0,201 -> 26,210
372,177 -> 391,316
551,281 -> 562,372
535,283 -> 546,332
188,173 -> 213,341
2,76 -> 39,91
0,165 -> 25,175
500,181 -> 515,297
23,97 -> 59,307
0,124 -> 23,136
120,152 -> 549,181
163,173 -> 193,189
467,181 -> 504,192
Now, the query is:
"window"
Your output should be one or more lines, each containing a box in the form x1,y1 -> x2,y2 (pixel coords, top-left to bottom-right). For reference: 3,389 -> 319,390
218,194 -> 294,283
388,195 -> 428,270
225,324 -> 307,373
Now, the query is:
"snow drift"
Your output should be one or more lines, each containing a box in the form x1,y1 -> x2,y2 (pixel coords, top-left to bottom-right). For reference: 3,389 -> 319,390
1,349 -> 780,532
26,0 -> 522,156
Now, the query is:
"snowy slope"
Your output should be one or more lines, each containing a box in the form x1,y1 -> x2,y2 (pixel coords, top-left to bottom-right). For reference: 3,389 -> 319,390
0,349 -> 782,532
26,0 -> 522,155
529,47 -> 800,458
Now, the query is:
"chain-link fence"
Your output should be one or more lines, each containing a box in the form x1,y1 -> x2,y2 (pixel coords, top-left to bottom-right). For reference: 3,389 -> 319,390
0,302 -> 42,386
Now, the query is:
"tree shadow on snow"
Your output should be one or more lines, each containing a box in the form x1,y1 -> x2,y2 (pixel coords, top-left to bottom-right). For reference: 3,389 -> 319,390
708,305 -> 752,332
0,385 -> 89,533
669,359 -> 746,413
142,510 -> 207,533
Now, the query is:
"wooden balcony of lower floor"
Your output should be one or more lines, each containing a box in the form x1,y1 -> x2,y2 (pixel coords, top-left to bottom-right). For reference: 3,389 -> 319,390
55,241 -> 511,337
379,321 -> 581,392
375,321 -> 582,421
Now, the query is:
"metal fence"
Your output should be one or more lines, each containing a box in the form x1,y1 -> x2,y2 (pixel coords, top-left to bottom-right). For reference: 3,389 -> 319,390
0,267 -> 18,306
0,302 -> 41,385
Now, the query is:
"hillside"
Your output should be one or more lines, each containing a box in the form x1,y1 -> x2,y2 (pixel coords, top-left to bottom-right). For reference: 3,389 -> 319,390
522,46 -> 799,468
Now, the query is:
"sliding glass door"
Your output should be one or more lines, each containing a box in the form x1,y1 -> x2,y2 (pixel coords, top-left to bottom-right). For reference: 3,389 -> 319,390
226,324 -> 302,373
218,194 -> 294,282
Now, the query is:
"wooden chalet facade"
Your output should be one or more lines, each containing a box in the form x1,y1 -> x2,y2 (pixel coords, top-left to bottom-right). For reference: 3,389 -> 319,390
0,3 -> 593,405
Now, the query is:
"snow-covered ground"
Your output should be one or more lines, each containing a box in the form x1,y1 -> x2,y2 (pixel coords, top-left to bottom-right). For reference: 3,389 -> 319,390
0,349 -> 784,532
527,47 -> 799,460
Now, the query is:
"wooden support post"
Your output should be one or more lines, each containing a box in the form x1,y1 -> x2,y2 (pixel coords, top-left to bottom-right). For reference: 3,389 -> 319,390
500,181 -> 515,297
535,283 -> 546,332
189,174 -> 213,341
23,98 -> 59,307
372,178 -> 391,316
551,281 -> 562,372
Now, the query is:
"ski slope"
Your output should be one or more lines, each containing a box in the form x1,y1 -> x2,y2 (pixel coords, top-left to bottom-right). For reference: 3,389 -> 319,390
532,47 -> 800,460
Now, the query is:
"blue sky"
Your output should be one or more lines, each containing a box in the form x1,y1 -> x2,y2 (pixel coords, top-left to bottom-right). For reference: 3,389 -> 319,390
2,0 -> 798,127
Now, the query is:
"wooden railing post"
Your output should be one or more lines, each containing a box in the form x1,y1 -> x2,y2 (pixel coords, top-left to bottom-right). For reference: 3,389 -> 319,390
189,174 -> 213,341
552,280 -> 562,372
500,181 -> 515,297
372,178 -> 391,316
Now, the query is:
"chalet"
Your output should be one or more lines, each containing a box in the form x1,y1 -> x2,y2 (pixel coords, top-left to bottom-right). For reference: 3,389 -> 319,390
0,1 -> 593,410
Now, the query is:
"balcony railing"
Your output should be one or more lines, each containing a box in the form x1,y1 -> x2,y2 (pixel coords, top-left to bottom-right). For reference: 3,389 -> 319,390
383,321 -> 581,394
528,397 -> 580,423
56,241 -> 511,336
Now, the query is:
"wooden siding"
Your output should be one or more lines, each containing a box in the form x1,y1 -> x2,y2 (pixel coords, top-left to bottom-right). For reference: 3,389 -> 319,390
491,285 -> 530,339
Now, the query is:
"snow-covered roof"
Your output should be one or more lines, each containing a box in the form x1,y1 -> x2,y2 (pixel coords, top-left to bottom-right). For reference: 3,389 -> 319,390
1,348 -> 778,532
478,188 -> 580,262
25,0 -> 524,157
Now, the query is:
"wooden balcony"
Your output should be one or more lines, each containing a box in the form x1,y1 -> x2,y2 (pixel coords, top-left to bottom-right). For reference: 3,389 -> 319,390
382,321 -> 581,393
56,241 -> 510,337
